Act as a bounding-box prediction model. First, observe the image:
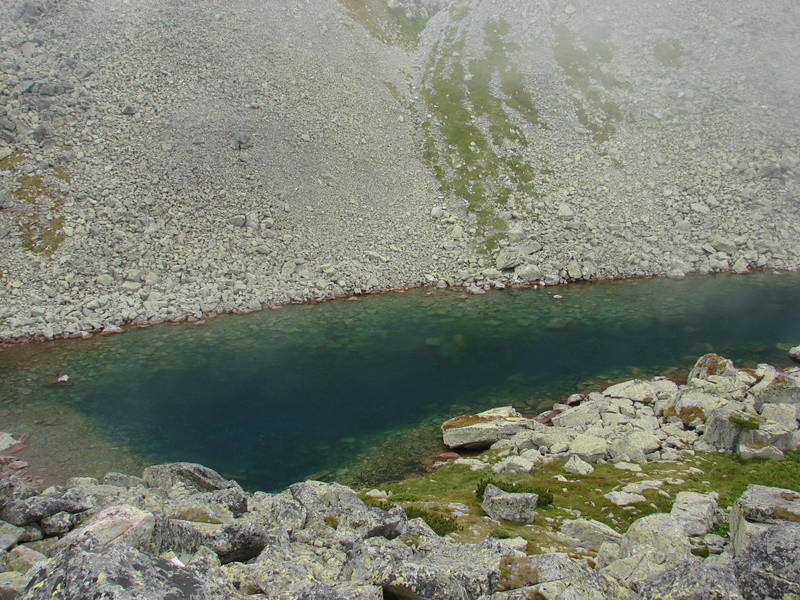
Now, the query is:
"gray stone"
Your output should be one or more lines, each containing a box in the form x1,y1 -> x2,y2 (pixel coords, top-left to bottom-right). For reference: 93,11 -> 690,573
550,402 -> 601,431
0,523 -> 24,551
700,406 -> 745,452
0,489 -> 93,526
481,484 -> 538,523
50,504 -> 156,555
491,456 -> 535,475
442,407 -> 539,450
670,491 -> 718,536
23,541 -> 239,599
40,511 -> 80,536
563,455 -> 594,475
495,249 -> 523,271
603,380 -> 660,403
0,433 -> 20,452
289,481 -> 407,540
142,462 -> 247,517
149,516 -> 271,564
561,518 -> 621,550
618,514 -> 692,564
639,561 -> 743,600
790,345 -> 800,363
730,484 -> 800,554
605,491 -> 646,506
567,434 -> 608,463
609,431 -> 662,462
527,553 -> 635,599
734,523 -> 800,600
6,545 -> 47,573
0,571 -> 31,599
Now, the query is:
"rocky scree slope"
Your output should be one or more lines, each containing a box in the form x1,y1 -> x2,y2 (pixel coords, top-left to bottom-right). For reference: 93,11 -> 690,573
1,0 -> 800,341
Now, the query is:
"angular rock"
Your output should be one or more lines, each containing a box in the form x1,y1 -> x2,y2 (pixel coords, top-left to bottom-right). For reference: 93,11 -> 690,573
149,516 -> 270,564
481,484 -> 538,523
639,561 -> 743,600
289,481 -> 406,540
382,540 -> 505,600
0,571 -> 31,599
567,434 -> 608,463
0,489 -> 93,526
23,540 -> 239,599
748,366 -> 800,411
561,518 -> 621,550
442,407 -> 539,450
50,504 -> 156,555
246,490 -> 308,534
550,402 -> 601,431
563,455 -> 594,475
6,545 -> 47,573
527,553 -> 635,600
609,431 -> 661,462
730,484 -> 800,554
790,345 -> 800,363
491,456 -> 535,475
143,462 -> 247,517
602,380 -> 660,403
0,523 -> 25,551
604,491 -> 646,506
700,406 -> 746,452
670,491 -> 718,536
734,523 -> 800,600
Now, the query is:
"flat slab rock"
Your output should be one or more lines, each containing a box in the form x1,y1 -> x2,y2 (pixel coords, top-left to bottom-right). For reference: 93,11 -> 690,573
442,407 -> 538,450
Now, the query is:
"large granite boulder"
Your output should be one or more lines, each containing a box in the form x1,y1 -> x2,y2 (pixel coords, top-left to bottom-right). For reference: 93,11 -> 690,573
687,354 -> 755,398
670,491 -> 718,536
638,561 -> 743,600
550,402 -> 601,431
602,514 -> 694,586
567,434 -> 608,463
289,481 -> 407,540
733,523 -> 800,600
730,484 -> 800,554
748,365 -> 800,411
246,490 -> 308,534
700,406 -> 748,452
142,462 -> 248,517
0,488 -> 93,527
525,553 -> 636,600
382,539 -> 507,600
602,380 -> 661,403
560,518 -> 621,550
442,407 -> 539,450
22,540 -> 241,599
609,431 -> 661,463
481,484 -> 538,523
49,504 -> 156,555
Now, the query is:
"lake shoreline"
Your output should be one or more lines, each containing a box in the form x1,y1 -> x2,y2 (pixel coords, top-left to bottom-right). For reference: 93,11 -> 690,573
2,267 -> 793,349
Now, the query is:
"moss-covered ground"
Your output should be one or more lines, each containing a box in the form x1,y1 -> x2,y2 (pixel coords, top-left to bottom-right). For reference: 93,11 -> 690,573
0,151 -> 67,256
419,17 -> 549,251
339,0 -> 426,50
362,448 -> 800,556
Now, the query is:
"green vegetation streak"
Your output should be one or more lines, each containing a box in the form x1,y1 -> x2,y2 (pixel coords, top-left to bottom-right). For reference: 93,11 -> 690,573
420,18 -> 547,252
339,0 -> 426,50
553,23 -> 626,144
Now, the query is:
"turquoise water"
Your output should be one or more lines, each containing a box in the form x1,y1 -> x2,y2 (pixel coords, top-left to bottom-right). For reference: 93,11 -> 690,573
1,272 -> 799,490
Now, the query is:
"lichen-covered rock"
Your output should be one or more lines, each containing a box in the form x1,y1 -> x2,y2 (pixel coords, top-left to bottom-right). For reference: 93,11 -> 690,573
148,516 -> 271,564
560,518 -> 621,550
733,523 -> 800,600
491,456 -> 536,474
550,402 -> 601,431
567,433 -> 608,463
563,455 -> 594,475
142,462 -> 247,517
0,571 -> 32,599
638,561 -> 743,600
700,406 -> 746,452
246,490 -> 308,534
5,545 -> 47,573
526,553 -> 636,600
382,540 -> 506,600
21,540 -> 241,599
748,365 -> 800,411
609,431 -> 661,462
0,523 -> 25,552
670,491 -> 718,536
49,505 -> 156,555
442,407 -> 539,450
481,484 -> 538,523
730,484 -> 800,554
790,345 -> 800,363
289,481 -> 407,540
0,488 -> 93,527
688,354 -> 755,398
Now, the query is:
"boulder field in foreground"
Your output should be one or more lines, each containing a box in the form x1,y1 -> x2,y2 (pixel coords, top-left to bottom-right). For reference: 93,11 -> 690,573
0,352 -> 798,599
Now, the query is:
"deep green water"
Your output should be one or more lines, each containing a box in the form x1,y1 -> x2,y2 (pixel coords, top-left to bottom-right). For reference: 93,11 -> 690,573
1,272 -> 799,491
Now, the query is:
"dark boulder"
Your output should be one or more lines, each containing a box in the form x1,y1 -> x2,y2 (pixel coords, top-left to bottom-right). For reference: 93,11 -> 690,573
0,488 -> 93,526
734,523 -> 800,600
142,462 -> 247,516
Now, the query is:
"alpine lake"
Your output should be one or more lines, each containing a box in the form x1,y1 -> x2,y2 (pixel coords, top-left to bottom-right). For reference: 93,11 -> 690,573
1,271 -> 799,492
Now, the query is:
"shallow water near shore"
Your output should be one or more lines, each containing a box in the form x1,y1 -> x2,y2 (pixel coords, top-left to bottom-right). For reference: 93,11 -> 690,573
1,272 -> 800,491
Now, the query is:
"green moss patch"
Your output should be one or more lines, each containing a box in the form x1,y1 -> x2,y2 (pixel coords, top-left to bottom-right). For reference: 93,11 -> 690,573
365,449 -> 800,553
420,18 -> 548,252
552,23 -> 626,144
728,414 -> 761,431
339,0 -> 426,50
0,151 -> 25,171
